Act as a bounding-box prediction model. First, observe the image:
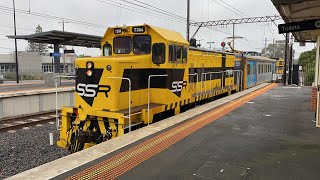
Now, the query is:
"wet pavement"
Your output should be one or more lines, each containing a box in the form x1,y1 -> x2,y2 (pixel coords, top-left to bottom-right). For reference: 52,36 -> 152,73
119,86 -> 320,180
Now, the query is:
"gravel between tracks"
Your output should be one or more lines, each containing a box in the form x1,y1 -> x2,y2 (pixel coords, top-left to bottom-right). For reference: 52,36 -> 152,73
0,123 -> 69,179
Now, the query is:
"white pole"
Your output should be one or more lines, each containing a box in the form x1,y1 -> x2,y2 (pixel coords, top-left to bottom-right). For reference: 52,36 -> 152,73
128,80 -> 131,132
49,133 -> 53,145
107,77 -> 131,132
55,76 -> 59,130
148,74 -> 168,125
315,35 -> 320,127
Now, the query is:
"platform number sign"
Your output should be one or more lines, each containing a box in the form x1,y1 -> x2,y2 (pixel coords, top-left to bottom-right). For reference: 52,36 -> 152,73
132,26 -> 145,33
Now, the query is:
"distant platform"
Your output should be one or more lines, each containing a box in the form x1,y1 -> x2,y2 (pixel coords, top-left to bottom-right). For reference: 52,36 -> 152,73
8,84 -> 320,180
0,80 -> 74,98
0,80 -> 74,92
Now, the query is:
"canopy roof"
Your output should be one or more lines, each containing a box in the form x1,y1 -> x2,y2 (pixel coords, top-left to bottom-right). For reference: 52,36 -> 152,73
272,0 -> 320,42
7,30 -> 102,48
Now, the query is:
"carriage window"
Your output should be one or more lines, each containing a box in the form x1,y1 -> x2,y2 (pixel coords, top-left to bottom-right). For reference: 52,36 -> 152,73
182,47 -> 188,63
247,64 -> 250,74
152,43 -> 165,64
103,43 -> 112,56
114,37 -> 131,54
133,35 -> 151,54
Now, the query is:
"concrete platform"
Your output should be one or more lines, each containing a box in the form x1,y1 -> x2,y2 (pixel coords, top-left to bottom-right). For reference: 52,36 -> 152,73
119,85 -> 318,180
0,81 -> 75,119
0,80 -> 74,95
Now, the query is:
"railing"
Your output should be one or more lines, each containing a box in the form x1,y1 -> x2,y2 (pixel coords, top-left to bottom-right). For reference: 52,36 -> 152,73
200,71 -> 224,94
55,75 -> 76,131
199,70 -> 243,95
107,77 -> 132,132
148,74 -> 168,125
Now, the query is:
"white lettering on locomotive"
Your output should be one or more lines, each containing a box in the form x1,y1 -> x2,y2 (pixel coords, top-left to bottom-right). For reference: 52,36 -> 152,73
171,81 -> 187,93
77,83 -> 98,97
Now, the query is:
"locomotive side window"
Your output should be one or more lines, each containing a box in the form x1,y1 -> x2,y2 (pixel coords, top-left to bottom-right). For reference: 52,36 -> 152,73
133,35 -> 151,54
169,45 -> 176,62
103,43 -> 112,56
114,37 -> 131,54
176,46 -> 182,63
182,47 -> 188,63
152,43 -> 165,64
169,44 -> 187,63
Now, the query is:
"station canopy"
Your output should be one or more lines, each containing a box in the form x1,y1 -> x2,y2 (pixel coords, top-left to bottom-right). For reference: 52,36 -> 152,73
272,0 -> 320,42
7,30 -> 103,48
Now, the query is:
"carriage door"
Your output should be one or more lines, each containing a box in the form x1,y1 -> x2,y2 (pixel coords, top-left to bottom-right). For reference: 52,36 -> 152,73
253,62 -> 257,86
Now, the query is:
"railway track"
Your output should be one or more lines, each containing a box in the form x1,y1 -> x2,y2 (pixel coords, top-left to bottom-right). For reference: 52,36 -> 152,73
0,111 -> 58,132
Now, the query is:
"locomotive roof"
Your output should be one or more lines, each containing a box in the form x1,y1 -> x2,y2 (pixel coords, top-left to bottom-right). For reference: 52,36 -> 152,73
102,24 -> 189,45
189,46 -> 240,55
149,25 -> 189,45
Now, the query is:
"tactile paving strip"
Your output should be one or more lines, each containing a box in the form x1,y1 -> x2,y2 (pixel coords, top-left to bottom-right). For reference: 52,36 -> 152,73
67,83 -> 277,180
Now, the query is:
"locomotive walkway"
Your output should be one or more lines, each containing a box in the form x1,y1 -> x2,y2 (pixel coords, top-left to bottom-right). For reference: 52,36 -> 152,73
8,83 -> 320,180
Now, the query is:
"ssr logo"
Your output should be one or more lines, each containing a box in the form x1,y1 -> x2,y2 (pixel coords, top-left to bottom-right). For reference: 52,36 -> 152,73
171,81 -> 187,93
77,83 -> 111,98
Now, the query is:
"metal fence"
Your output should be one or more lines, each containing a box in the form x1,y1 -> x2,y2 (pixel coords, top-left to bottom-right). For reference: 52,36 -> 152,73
302,63 -> 315,86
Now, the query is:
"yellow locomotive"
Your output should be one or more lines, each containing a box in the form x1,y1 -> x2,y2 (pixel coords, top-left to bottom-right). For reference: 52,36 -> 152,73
57,24 -> 241,153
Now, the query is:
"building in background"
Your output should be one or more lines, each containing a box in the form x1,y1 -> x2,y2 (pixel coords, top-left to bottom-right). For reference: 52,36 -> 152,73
0,51 -> 76,80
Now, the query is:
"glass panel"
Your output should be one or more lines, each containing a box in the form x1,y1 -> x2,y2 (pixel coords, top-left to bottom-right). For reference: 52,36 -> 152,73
114,37 -> 131,54
133,35 -> 151,54
175,46 -> 182,63
169,45 -> 175,62
182,47 -> 188,63
152,43 -> 165,64
103,43 -> 112,56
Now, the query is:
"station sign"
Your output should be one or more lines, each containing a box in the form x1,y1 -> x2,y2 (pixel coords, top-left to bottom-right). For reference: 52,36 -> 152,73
50,52 -> 61,57
278,19 -> 320,34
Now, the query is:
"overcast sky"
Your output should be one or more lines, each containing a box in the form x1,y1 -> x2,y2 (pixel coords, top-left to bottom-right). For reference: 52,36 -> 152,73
0,0 -> 316,58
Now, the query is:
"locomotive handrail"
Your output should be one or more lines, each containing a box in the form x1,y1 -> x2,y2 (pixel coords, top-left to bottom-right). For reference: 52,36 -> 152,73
188,73 -> 198,96
188,73 -> 198,106
148,74 -> 168,126
201,71 -> 224,94
55,75 -> 77,131
107,77 -> 132,133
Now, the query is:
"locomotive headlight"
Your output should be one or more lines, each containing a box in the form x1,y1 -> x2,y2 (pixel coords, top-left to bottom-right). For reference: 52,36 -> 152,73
86,70 -> 93,76
86,61 -> 93,69
106,65 -> 112,71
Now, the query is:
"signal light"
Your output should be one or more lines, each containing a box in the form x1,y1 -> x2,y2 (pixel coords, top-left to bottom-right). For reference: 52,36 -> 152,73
221,42 -> 226,47
86,61 -> 93,69
86,70 -> 93,77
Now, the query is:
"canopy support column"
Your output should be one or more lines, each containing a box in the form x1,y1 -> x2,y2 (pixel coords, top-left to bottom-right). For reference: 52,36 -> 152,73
54,43 -> 60,73
315,35 -> 320,127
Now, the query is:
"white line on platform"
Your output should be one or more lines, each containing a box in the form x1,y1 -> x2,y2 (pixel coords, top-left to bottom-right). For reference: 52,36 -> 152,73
39,117 -> 50,119
28,119 -> 40,122
14,121 -> 26,124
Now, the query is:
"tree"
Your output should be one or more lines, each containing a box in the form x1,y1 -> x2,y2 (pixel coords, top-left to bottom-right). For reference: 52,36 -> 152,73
26,25 -> 48,53
298,48 -> 316,67
261,40 -> 285,58
299,48 -> 316,86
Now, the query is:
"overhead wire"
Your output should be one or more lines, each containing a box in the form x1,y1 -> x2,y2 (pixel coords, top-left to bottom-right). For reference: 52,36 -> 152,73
216,0 -> 249,17
210,0 -> 245,17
